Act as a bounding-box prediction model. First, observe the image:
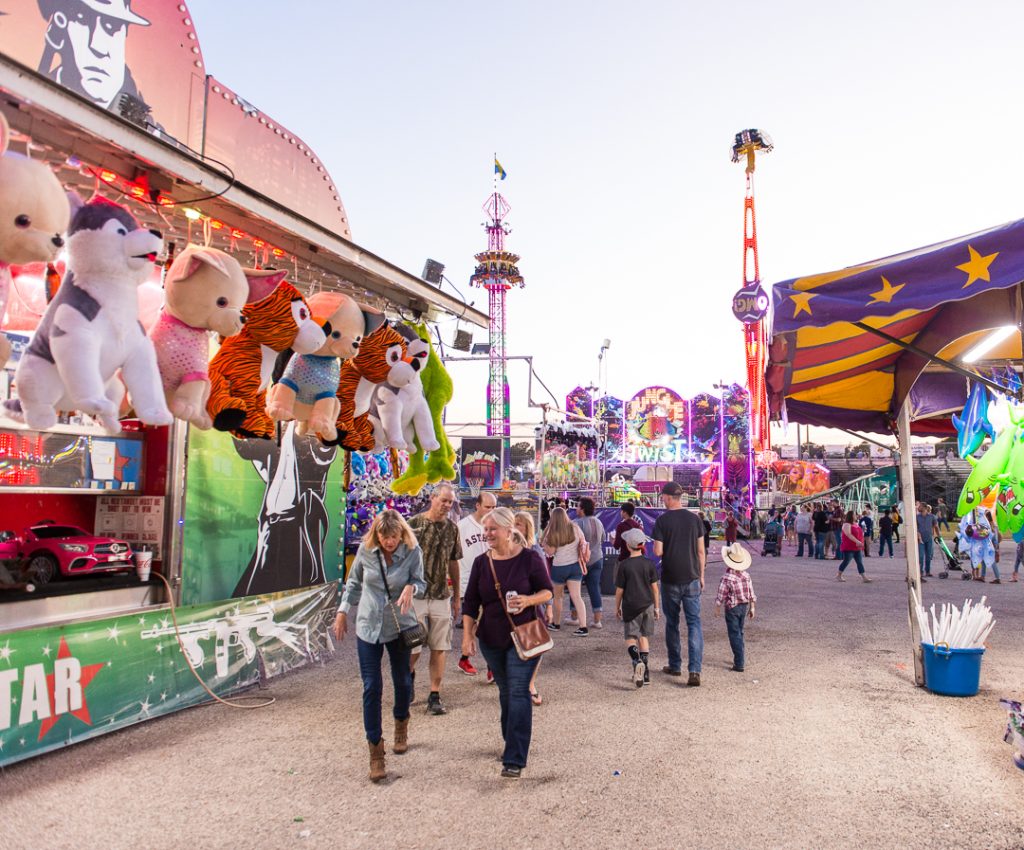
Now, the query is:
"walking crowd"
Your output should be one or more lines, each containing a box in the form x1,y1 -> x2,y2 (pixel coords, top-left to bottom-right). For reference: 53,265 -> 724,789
771,495 -> 1021,586
332,481 -> 758,783
332,480 -> 1020,784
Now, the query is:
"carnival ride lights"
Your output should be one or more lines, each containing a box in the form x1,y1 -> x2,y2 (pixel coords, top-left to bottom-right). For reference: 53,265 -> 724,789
731,128 -> 773,454
469,191 -> 525,440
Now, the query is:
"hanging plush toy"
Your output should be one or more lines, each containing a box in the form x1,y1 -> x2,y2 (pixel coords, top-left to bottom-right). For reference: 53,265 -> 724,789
364,324 -> 439,453
392,323 -> 456,495
265,291 -> 368,441
5,196 -> 171,434
206,271 -> 325,438
952,381 -> 996,459
0,113 -> 71,366
149,245 -> 249,429
334,321 -> 410,452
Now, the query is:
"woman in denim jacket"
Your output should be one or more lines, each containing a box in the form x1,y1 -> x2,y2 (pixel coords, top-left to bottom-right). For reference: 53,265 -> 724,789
333,510 -> 425,782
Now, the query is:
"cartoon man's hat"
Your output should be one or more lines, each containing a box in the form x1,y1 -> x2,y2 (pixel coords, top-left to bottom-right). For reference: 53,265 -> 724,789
39,0 -> 150,27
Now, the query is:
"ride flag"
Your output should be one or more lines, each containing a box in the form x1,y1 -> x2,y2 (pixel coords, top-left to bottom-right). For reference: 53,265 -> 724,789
494,157 -> 507,180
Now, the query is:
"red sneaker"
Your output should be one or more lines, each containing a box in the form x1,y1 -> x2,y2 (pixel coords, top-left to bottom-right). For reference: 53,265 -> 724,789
458,657 -> 478,676
486,669 -> 494,684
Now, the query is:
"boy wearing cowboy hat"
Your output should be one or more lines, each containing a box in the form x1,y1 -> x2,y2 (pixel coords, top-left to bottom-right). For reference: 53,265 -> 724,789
615,527 -> 661,688
715,544 -> 757,673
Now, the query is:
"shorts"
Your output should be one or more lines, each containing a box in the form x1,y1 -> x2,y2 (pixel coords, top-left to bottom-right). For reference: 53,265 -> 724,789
624,605 -> 655,639
550,562 -> 584,584
411,597 -> 452,653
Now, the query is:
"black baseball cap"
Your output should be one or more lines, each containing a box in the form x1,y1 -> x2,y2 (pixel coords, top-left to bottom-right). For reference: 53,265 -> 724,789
660,481 -> 683,496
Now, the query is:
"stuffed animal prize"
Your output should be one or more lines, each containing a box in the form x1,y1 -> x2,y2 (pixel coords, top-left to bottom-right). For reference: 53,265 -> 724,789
266,291 -> 368,441
150,245 -> 249,429
206,271 -> 326,438
0,112 -> 71,366
6,196 -> 171,434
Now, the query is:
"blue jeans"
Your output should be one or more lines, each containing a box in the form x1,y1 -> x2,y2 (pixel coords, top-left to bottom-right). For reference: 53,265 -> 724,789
356,636 -> 412,744
878,534 -> 893,557
662,579 -> 703,673
582,560 -> 603,612
832,529 -> 843,559
797,532 -> 813,557
838,550 -> 865,574
725,603 -> 748,669
917,538 -> 934,574
478,640 -> 539,769
814,531 -> 827,559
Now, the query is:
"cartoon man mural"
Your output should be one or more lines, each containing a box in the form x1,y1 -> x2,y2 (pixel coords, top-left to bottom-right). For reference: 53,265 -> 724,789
36,0 -> 154,117
231,422 -> 338,598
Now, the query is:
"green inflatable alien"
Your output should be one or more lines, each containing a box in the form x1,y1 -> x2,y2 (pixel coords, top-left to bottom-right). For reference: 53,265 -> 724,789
391,323 -> 457,495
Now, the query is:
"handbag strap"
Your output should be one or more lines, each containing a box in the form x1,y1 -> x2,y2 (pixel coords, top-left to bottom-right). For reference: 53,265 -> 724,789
487,552 -> 526,632
375,549 -> 404,634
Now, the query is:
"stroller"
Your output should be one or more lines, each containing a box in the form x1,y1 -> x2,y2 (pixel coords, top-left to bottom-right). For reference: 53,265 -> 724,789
936,535 -> 970,580
761,520 -> 782,557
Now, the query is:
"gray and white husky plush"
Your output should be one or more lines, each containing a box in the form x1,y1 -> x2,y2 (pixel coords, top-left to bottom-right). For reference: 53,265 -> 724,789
7,196 -> 173,434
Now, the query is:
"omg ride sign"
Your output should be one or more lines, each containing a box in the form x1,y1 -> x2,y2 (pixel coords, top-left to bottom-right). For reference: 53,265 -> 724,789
732,282 -> 769,323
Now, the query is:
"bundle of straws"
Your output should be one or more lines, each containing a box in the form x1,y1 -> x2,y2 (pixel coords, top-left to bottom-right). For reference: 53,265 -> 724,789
916,597 -> 995,648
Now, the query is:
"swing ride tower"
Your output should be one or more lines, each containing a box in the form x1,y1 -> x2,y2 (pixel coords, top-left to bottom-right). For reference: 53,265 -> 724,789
469,191 -> 524,440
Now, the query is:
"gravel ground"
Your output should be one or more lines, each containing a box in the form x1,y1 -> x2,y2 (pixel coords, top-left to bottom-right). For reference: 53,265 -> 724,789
2,540 -> 1023,850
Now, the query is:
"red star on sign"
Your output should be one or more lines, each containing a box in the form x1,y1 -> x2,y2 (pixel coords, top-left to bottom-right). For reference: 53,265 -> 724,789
37,636 -> 105,741
113,445 -> 133,483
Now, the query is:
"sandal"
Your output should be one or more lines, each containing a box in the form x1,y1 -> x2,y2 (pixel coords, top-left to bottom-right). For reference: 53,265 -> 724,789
530,690 -> 542,706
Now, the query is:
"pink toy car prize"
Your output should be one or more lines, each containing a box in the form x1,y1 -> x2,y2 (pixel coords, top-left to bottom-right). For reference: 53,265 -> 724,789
0,520 -> 133,585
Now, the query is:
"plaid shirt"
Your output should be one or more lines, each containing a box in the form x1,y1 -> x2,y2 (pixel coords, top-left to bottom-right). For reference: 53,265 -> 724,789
715,568 -> 756,610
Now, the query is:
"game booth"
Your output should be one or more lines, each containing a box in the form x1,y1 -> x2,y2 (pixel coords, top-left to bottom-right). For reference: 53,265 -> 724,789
0,3 -> 484,766
766,213 -> 1024,687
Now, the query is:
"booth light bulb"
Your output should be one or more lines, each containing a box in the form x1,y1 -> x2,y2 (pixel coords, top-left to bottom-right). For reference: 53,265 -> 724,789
182,208 -> 201,221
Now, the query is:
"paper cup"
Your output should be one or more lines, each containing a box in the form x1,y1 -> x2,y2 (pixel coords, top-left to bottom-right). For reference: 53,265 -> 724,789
135,550 -> 153,581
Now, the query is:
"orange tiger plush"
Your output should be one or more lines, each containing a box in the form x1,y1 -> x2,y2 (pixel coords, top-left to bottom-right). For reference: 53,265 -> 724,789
207,270 -> 326,438
334,321 -> 407,451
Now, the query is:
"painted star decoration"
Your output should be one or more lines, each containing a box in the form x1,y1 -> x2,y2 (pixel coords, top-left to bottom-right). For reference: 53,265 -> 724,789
868,276 -> 906,305
38,636 -> 105,741
957,244 -> 999,288
790,290 -> 817,317
0,641 -> 15,664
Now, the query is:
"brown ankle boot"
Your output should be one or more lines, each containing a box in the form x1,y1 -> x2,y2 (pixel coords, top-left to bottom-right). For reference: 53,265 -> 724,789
368,739 -> 386,782
394,717 -> 409,754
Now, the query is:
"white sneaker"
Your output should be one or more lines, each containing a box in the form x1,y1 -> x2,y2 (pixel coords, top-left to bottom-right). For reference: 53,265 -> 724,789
633,661 -> 646,689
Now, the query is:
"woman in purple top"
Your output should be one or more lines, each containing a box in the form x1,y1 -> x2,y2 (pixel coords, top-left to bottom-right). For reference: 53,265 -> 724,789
462,507 -> 553,779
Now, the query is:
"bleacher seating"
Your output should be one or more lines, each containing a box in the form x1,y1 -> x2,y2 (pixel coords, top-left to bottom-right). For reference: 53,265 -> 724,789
819,454 -> 969,508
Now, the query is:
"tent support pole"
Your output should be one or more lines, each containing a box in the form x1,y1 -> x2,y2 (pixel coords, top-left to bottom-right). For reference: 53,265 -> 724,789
852,321 -> 1019,401
897,401 -> 925,687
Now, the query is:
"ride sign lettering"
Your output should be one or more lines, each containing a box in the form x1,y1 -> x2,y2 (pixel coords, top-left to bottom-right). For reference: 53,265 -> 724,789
732,282 -> 769,323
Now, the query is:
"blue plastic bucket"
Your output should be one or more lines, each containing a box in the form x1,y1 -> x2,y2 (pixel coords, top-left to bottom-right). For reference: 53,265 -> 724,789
921,642 -> 984,697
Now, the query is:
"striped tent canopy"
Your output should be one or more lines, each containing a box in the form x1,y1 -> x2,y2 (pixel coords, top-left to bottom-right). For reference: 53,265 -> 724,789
766,217 -> 1024,435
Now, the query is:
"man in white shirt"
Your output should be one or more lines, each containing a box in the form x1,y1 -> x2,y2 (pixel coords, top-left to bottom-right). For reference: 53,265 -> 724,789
455,491 -> 497,675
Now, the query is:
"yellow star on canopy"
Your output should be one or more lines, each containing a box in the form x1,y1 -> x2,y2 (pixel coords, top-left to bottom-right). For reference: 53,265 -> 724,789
791,291 -> 816,317
957,244 -> 999,289
868,276 -> 906,305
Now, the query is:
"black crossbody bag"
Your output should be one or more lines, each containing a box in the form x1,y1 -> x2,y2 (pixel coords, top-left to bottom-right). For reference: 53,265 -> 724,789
376,550 -> 427,649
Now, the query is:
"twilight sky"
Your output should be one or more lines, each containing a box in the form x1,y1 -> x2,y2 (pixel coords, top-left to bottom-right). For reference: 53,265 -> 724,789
186,0 -> 1024,443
